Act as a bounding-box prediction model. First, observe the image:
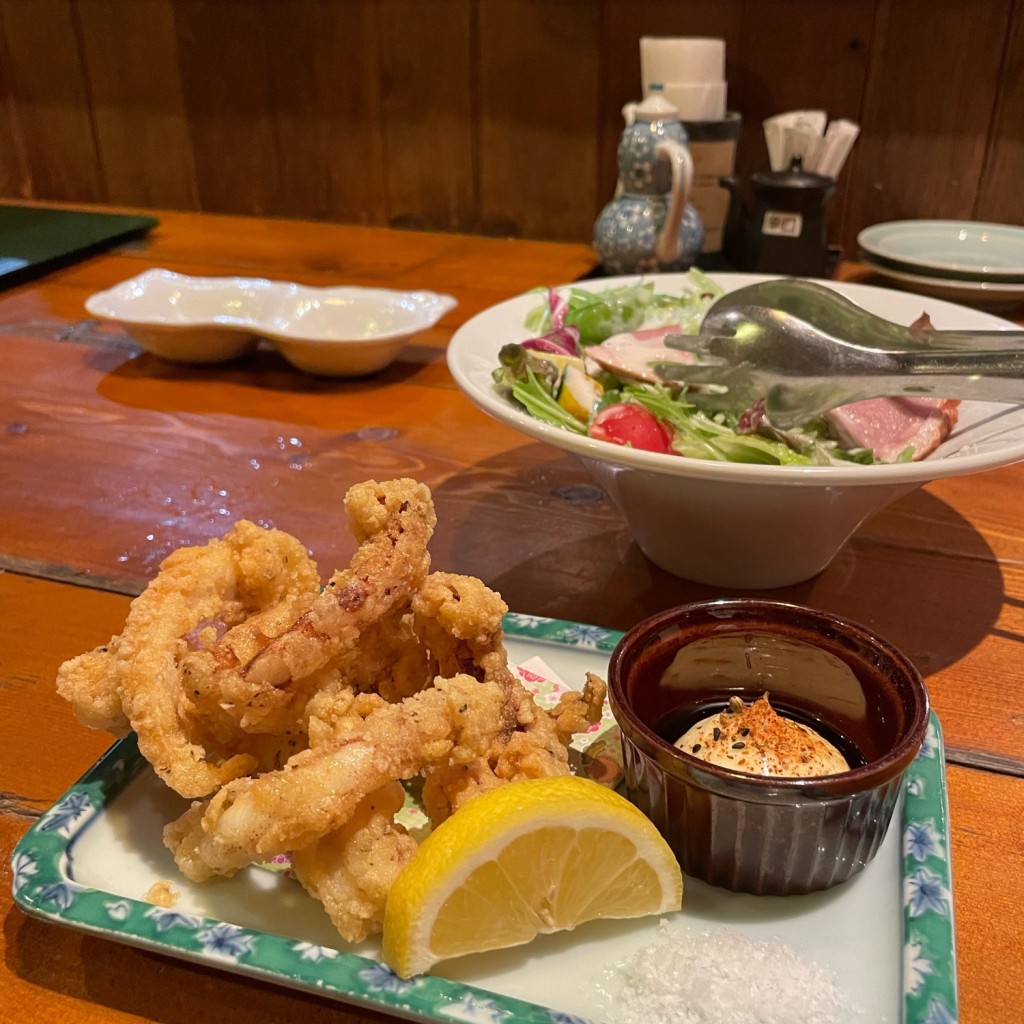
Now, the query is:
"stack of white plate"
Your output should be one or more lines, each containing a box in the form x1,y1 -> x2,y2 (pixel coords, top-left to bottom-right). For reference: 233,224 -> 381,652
857,220 -> 1024,306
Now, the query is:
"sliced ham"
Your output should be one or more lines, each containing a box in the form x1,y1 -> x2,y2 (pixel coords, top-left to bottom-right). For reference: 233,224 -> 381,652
824,397 -> 960,462
585,325 -> 695,383
582,318 -> 963,464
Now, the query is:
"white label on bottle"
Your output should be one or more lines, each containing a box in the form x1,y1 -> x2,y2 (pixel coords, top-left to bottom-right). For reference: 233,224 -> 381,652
762,210 -> 803,238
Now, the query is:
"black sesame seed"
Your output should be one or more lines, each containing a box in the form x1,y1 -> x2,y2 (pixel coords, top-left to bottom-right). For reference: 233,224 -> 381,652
740,727 -> 750,736
732,741 -> 746,749
691,743 -> 702,753
713,727 -> 721,741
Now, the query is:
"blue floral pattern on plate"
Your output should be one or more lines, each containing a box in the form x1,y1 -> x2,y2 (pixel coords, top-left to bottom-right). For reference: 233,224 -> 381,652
10,614 -> 956,1024
902,716 -> 958,1022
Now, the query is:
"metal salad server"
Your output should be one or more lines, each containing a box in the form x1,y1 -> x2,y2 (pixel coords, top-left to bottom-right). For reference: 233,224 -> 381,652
653,278 -> 1024,428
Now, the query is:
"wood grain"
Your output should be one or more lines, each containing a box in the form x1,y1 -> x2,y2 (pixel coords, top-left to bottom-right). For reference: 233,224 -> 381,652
476,0 -> 601,239
1,211 -> 1023,1024
169,0 -> 281,216
0,0 -> 1021,253
946,764 -> 1024,1024
379,0 -> 476,232
842,0 -> 1014,236
263,0 -> 388,224
0,208 -> 1020,770
2,328 -> 1023,768
976,0 -> 1024,225
0,7 -> 29,199
75,0 -> 199,209
0,0 -> 103,201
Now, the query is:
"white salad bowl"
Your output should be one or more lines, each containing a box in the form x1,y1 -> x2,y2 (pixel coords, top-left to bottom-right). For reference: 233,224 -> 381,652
85,269 -> 457,376
447,272 -> 1024,588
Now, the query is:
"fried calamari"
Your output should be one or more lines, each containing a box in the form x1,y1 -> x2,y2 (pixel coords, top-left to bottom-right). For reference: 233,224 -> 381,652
181,479 -> 436,734
58,519 -> 321,797
56,477 -> 606,945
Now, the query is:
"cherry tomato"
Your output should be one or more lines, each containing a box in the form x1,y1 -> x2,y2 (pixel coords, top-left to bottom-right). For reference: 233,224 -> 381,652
588,403 -> 674,454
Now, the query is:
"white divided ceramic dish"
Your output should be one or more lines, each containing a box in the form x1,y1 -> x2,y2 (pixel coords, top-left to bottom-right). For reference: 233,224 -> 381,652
858,220 -> 1024,279
447,272 -> 1024,588
85,269 -> 457,376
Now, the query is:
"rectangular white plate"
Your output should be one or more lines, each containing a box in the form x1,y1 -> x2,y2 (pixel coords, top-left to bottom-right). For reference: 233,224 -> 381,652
11,615 -> 957,1023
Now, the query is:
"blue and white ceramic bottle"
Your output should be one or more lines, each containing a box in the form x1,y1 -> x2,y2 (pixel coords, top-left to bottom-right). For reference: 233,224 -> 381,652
593,91 -> 704,275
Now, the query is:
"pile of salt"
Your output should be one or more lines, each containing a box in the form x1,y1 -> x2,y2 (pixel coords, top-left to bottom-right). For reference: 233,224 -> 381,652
604,921 -> 861,1024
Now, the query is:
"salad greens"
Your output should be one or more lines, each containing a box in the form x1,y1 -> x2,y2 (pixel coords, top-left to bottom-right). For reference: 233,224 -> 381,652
522,271 -> 721,345
511,366 -> 587,436
492,273 -> 879,467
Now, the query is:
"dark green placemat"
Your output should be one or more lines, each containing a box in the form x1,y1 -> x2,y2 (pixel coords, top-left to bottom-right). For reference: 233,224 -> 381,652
0,205 -> 157,286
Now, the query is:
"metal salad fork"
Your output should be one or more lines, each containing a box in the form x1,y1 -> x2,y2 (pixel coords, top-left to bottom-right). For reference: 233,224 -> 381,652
652,278 -> 1024,429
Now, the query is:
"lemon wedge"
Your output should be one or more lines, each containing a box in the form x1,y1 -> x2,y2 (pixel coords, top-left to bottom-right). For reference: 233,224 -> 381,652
380,776 -> 682,978
557,363 -> 603,423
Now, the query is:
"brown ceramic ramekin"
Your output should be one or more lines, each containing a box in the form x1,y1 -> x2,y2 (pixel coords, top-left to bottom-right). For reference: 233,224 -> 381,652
607,599 -> 930,896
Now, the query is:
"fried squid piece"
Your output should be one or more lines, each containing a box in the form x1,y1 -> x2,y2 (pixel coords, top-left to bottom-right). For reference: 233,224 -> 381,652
419,663 -> 606,827
331,569 -> 514,705
56,636 -> 130,735
421,652 -> 580,826
58,520 -> 321,799
409,571 -> 510,680
290,782 -> 418,943
57,474 -> 613,953
393,573 -> 608,825
181,478 -> 436,733
163,675 -> 505,881
549,672 -> 608,747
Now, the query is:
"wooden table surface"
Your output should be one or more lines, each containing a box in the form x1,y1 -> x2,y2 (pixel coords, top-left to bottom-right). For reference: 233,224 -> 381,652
1,205 -> 1022,1024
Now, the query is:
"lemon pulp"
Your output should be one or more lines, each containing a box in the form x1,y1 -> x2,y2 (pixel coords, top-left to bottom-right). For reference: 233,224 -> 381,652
381,776 -> 682,977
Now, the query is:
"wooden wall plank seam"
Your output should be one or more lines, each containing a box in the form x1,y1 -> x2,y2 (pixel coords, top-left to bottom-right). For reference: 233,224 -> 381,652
975,0 -> 1024,226
75,0 -> 200,210
0,3 -> 32,197
379,0 -> 476,232
843,0 -> 1014,244
0,0 -> 1019,248
0,0 -> 105,202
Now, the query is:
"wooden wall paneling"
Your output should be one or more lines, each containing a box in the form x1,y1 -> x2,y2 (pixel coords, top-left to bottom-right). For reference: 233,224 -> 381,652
842,0 -> 1014,253
477,0 -> 601,242
75,0 -> 198,210
0,0 -> 1020,246
262,0 -> 387,225
0,0 -> 103,201
378,0 -> 476,232
728,1 -> 875,178
976,0 -> 1024,226
0,9 -> 30,198
170,0 -> 281,216
729,0 -> 876,257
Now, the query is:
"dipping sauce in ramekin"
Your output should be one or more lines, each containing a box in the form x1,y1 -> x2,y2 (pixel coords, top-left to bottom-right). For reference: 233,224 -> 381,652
608,599 -> 930,895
